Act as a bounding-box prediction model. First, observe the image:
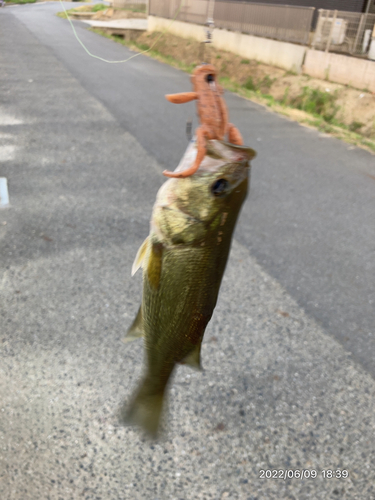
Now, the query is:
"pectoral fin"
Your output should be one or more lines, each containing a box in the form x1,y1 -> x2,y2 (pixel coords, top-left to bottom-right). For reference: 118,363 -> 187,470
181,341 -> 202,370
122,306 -> 143,343
131,237 -> 150,276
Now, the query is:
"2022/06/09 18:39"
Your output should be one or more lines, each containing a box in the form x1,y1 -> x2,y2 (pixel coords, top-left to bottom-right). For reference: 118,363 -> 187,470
259,469 -> 349,479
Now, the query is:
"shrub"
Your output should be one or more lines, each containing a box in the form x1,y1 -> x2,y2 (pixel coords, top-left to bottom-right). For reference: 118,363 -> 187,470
349,121 -> 363,132
260,75 -> 274,91
243,77 -> 257,91
92,4 -> 108,12
291,87 -> 339,122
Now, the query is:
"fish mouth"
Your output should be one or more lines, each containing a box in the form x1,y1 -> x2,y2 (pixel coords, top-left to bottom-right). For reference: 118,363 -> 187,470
204,140 -> 256,167
218,141 -> 256,164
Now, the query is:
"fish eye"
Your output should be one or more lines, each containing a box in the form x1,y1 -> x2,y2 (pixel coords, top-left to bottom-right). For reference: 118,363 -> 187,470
206,74 -> 215,83
211,179 -> 229,196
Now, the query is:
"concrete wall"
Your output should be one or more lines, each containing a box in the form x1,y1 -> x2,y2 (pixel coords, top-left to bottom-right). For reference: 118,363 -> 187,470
148,16 -> 307,73
148,17 -> 207,42
304,49 -> 375,92
210,29 -> 306,74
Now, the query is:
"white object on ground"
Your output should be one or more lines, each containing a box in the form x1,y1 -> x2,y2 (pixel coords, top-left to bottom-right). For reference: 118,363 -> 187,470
0,178 -> 9,208
82,19 -> 148,30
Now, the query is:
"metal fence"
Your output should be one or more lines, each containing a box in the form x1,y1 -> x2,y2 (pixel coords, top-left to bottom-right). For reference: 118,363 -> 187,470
113,0 -> 146,9
213,1 -> 314,45
149,0 -> 315,45
149,0 -> 211,25
312,9 -> 375,56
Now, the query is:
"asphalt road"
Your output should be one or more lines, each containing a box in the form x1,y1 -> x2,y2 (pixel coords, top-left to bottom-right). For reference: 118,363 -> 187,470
1,3 -> 375,499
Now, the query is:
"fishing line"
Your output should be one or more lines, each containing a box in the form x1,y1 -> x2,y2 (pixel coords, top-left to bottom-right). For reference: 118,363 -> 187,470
58,0 -> 185,64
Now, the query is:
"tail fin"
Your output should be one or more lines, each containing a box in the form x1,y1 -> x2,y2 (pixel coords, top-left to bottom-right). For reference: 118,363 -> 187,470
119,377 -> 166,438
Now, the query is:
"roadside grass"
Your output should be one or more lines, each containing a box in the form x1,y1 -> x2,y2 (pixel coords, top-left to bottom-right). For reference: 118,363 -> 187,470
82,28 -> 375,154
90,29 -> 197,73
215,77 -> 375,153
57,4 -> 144,19
57,4 -> 105,19
290,86 -> 340,123
349,121 -> 364,132
57,7 -> 79,19
243,77 -> 257,91
92,3 -> 108,12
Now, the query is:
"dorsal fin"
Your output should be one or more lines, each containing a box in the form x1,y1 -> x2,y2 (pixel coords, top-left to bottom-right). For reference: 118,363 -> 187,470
131,237 -> 150,276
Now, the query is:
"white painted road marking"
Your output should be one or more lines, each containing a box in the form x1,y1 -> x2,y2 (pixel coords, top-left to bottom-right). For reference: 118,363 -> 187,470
0,111 -> 23,126
0,178 -> 10,207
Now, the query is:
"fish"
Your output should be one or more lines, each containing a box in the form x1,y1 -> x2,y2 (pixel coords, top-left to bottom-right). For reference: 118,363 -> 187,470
120,139 -> 256,437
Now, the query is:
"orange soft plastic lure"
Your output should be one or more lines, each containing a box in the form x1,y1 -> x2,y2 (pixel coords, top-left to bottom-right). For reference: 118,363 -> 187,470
163,64 -> 243,178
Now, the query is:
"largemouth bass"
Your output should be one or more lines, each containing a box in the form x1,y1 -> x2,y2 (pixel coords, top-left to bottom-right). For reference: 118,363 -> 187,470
121,139 -> 256,437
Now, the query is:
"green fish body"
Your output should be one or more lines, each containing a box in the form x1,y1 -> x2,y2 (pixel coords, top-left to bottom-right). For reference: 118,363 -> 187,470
122,140 -> 256,436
